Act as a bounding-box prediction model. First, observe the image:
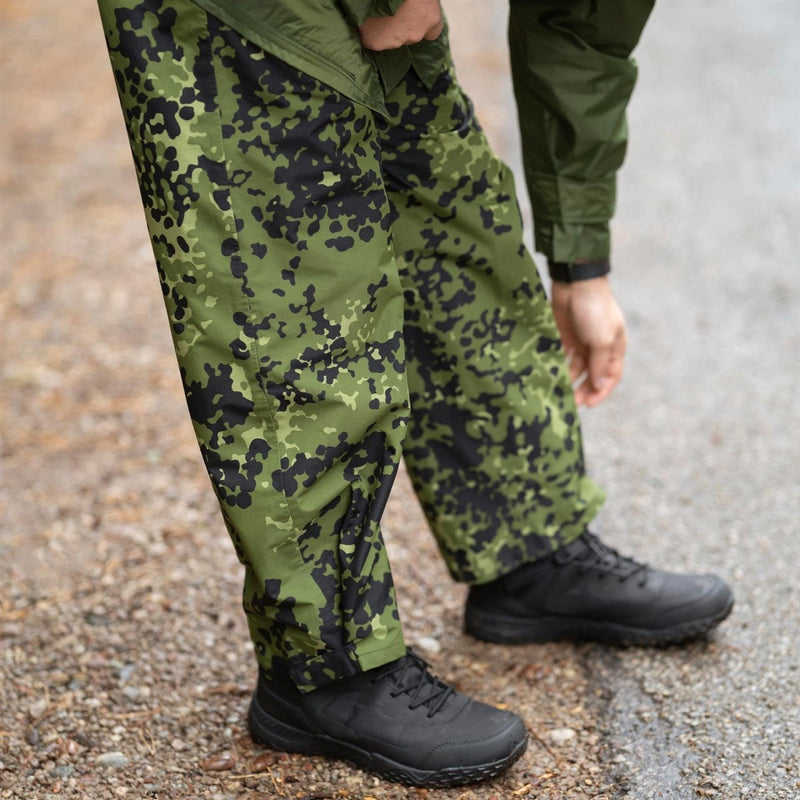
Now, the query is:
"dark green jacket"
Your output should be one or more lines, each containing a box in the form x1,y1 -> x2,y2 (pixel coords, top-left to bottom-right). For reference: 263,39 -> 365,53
190,0 -> 654,261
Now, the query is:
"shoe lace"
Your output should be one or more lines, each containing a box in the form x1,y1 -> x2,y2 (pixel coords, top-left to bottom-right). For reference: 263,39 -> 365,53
556,531 -> 649,586
372,650 -> 455,718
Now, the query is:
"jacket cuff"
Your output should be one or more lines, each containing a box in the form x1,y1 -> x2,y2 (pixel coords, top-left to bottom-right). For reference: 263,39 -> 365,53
547,257 -> 610,283
526,171 -> 616,224
533,220 -> 612,263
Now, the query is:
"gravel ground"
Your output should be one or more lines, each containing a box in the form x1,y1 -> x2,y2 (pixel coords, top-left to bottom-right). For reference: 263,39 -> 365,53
2,2 -> 797,800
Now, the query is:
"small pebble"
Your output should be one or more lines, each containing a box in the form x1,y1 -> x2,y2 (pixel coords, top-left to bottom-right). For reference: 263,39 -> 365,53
84,612 -> 111,627
415,636 -> 441,655
251,752 -> 281,770
201,752 -> 236,772
1,623 -> 22,637
73,731 -> 96,748
29,699 -> 48,719
548,727 -> 577,745
95,752 -> 129,768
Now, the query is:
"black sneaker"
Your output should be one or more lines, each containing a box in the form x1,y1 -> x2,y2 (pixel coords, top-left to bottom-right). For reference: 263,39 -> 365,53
247,649 -> 527,787
465,531 -> 733,645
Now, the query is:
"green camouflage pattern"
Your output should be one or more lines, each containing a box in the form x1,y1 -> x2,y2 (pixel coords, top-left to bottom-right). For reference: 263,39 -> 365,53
379,74 -> 605,581
99,0 -> 604,691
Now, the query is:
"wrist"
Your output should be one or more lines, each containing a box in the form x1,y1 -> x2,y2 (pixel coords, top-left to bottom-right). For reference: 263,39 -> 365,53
552,274 -> 611,292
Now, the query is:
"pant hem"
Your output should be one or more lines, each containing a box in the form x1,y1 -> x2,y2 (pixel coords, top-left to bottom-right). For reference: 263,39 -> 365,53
463,487 -> 606,586
289,636 -> 407,693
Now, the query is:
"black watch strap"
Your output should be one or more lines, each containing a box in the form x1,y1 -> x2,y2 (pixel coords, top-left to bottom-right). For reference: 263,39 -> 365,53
547,257 -> 611,283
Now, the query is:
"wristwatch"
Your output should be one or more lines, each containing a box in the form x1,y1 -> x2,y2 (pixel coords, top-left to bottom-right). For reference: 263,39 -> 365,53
547,257 -> 611,283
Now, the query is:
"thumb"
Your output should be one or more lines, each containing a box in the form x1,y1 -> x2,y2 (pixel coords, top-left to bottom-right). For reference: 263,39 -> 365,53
567,348 -> 587,384
587,344 -> 611,394
424,18 -> 444,40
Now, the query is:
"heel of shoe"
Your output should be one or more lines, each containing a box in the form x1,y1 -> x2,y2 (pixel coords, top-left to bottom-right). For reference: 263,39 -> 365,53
247,692 -> 329,756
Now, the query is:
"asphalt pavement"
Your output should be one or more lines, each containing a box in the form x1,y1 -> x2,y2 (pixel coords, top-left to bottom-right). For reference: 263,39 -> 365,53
452,1 -> 799,797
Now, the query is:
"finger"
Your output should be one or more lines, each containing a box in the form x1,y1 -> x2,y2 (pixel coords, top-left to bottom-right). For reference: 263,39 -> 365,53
568,352 -> 587,386
559,334 -> 586,384
572,376 -> 590,406
424,19 -> 444,40
587,344 -> 611,393
358,19 -> 392,50
570,355 -> 590,406
583,347 -> 624,407
582,371 -> 618,407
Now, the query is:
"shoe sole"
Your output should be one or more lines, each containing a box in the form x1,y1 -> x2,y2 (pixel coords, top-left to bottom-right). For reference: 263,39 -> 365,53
247,692 -> 527,788
465,595 -> 734,646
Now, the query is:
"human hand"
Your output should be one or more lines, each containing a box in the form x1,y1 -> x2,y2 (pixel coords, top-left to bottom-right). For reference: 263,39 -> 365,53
358,0 -> 444,51
550,276 -> 627,407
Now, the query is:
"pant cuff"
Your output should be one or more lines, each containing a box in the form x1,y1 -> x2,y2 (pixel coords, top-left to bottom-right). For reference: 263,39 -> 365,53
465,483 -> 606,586
289,635 -> 408,693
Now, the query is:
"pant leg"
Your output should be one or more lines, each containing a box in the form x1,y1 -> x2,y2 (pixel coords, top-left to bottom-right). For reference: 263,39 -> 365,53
378,64 -> 606,584
99,0 -> 409,690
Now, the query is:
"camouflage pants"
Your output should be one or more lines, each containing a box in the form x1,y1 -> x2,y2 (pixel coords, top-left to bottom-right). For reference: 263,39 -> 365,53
100,0 -> 605,690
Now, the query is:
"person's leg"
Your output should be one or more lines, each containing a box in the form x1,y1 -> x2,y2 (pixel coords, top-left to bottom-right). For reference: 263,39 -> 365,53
379,65 -> 604,584
99,2 -> 529,787
99,0 -> 410,690
379,62 -> 732,644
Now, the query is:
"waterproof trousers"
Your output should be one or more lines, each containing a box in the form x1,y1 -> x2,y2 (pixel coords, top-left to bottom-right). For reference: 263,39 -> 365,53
100,0 -> 605,691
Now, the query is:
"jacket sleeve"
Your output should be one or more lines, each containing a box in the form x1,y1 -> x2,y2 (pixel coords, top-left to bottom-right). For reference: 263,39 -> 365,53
508,0 -> 655,262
